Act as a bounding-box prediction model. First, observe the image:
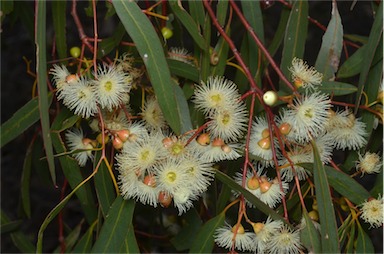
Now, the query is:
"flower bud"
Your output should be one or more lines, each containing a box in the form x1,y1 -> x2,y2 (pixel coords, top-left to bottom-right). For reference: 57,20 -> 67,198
196,133 -> 210,146
308,210 -> 319,221
112,136 -> 124,150
65,74 -> 78,84
231,224 -> 245,234
261,128 -> 270,138
252,222 -> 264,234
246,176 -> 260,190
70,46 -> 81,58
212,138 -> 225,147
116,129 -> 130,142
257,137 -> 271,150
263,90 -> 278,106
279,122 -> 292,135
221,144 -> 232,153
259,181 -> 272,193
158,191 -> 172,208
162,137 -> 175,148
143,175 -> 156,187
161,27 -> 173,39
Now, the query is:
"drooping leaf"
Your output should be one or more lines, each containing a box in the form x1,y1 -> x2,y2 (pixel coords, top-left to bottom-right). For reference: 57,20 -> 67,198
113,0 -> 189,135
97,22 -> 126,58
171,209 -> 203,251
300,211 -> 321,253
1,93 -> 52,148
168,1 -> 207,50
72,221 -> 97,253
280,0 -> 308,91
355,224 -> 375,253
51,109 -> 97,225
53,222 -> 82,253
315,1 -> 343,81
52,1 -> 67,61
337,45 -> 367,78
93,150 -> 116,218
311,141 -> 340,253
21,140 -> 33,218
189,212 -> 225,253
167,59 -> 200,83
300,163 -> 371,205
36,1 -> 56,184
354,2 -> 383,113
91,197 -> 138,253
314,81 -> 357,96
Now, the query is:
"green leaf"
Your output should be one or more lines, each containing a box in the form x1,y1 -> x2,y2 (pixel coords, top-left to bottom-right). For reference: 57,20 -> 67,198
301,163 -> 370,205
72,221 -> 97,253
52,1 -> 67,61
1,210 -> 35,252
216,0 -> 228,27
242,0 -> 264,86
51,109 -> 97,225
344,218 -> 355,253
21,140 -> 33,218
97,22 -> 126,58
280,0 -> 308,91
113,0 -> 187,135
1,0 -> 13,16
267,6 -> 290,57
315,1 -> 343,81
216,183 -> 232,214
354,2 -> 383,113
189,212 -> 225,253
214,170 -> 289,225
300,211 -> 321,253
211,32 -> 230,77
355,225 -> 375,253
188,0 -> 205,27
93,151 -> 116,218
119,224 -> 140,253
315,81 -> 357,96
91,197 -> 138,253
53,222 -> 82,253
199,10 -> 211,83
167,59 -> 200,83
311,141 -> 339,253
1,93 -> 52,148
173,84 -> 193,133
168,1 -> 207,50
36,1 -> 56,185
370,170 -> 383,198
1,220 -> 22,234
337,45 -> 367,78
171,209 -> 202,251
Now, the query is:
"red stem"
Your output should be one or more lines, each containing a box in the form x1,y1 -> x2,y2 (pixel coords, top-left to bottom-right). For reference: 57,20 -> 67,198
228,0 -> 296,93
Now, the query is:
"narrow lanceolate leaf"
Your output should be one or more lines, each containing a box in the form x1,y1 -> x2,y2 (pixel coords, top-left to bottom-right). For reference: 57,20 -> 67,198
167,59 -> 200,83
72,221 -> 97,253
300,211 -> 321,253
311,141 -> 339,253
35,1 -> 56,184
113,0 -> 189,135
215,170 -> 289,225
315,81 -> 357,96
337,45 -> 367,78
354,2 -> 383,113
242,0 -> 265,77
21,140 -> 33,218
300,163 -> 371,205
171,209 -> 202,251
173,84 -> 193,133
52,1 -> 67,61
189,212 -> 225,253
93,151 -> 116,218
53,222 -> 82,253
168,1 -> 207,50
280,0 -> 308,91
0,93 -> 52,148
315,1 -> 343,81
355,224 -> 375,253
91,197 -> 138,253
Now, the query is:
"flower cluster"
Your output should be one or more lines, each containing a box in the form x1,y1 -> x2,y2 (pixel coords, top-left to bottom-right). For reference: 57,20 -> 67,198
214,217 -> 303,254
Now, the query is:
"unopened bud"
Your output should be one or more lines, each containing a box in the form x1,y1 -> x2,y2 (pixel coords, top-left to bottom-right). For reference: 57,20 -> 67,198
212,138 -> 225,147
231,224 -> 245,234
143,175 -> 156,187
116,129 -> 130,142
246,176 -> 260,190
113,136 -> 124,150
259,181 -> 272,193
257,137 -> 271,150
196,133 -> 210,146
279,122 -> 291,135
158,191 -> 172,208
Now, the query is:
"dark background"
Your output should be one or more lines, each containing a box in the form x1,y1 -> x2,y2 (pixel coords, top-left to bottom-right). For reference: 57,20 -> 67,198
1,1 -> 382,253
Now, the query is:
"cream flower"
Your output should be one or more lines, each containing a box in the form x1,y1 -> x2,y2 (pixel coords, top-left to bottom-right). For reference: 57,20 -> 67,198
356,152 -> 382,175
94,64 -> 132,111
359,197 -> 383,228
269,225 -> 303,254
289,57 -> 323,90
251,217 -> 283,253
141,97 -> 166,130
65,128 -> 94,166
60,77 -> 98,118
214,223 -> 255,252
168,47 -> 194,65
193,76 -> 240,115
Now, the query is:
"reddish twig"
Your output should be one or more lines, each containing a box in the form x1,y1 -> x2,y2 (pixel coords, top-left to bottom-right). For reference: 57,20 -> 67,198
228,0 -> 296,92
